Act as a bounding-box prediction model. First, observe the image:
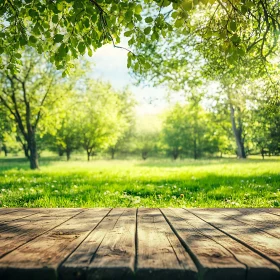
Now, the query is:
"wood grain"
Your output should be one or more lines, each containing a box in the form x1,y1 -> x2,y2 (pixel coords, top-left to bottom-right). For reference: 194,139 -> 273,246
0,209 -> 83,258
0,209 -> 20,215
88,208 -> 137,280
262,208 -> 280,217
183,208 -> 279,280
0,208 -> 109,280
60,208 -> 132,280
190,209 -> 280,269
220,208 -> 280,239
162,208 -> 246,280
136,208 -> 197,280
0,208 -> 39,223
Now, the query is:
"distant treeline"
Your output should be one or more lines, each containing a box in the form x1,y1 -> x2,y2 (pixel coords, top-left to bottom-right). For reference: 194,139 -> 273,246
0,50 -> 279,168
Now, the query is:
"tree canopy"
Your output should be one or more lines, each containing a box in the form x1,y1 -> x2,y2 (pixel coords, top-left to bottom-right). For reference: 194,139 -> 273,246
1,0 -> 279,74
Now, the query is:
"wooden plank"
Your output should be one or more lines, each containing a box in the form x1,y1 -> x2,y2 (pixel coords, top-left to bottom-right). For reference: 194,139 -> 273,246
220,208 -> 280,239
88,208 -> 136,280
262,208 -> 280,217
181,208 -> 280,280
0,208 -> 19,215
0,208 -> 83,258
189,209 -> 280,269
0,208 -> 39,223
162,208 -> 246,280
136,208 -> 197,280
0,208 -> 110,280
60,208 -> 136,280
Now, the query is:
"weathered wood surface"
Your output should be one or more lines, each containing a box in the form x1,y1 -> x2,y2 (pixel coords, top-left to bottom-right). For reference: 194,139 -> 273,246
0,208 -> 279,280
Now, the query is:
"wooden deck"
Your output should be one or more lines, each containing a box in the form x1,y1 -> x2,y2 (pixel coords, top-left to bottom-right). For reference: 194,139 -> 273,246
0,208 -> 279,280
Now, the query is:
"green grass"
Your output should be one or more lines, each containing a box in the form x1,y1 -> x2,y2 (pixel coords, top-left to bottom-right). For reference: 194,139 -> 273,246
0,157 -> 279,208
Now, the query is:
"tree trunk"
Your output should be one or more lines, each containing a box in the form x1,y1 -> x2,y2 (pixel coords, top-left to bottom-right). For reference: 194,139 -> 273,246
173,148 -> 179,160
2,144 -> 8,157
142,151 -> 148,160
66,150 -> 71,161
193,138 -> 197,159
261,148 -> 265,159
111,148 -> 115,159
87,151 -> 91,161
28,131 -> 39,169
229,104 -> 246,159
23,143 -> 30,159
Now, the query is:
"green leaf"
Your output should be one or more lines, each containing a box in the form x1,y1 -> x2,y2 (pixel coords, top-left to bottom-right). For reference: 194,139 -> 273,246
124,30 -> 133,37
151,31 -> 159,41
174,18 -> 184,28
125,10 -> 133,21
144,27 -> 151,35
14,53 -> 22,59
54,34 -> 64,43
83,17 -> 90,28
28,9 -> 38,18
58,43 -> 67,57
229,21 -> 237,32
171,12 -> 178,19
144,62 -> 151,69
57,2 -> 64,11
241,5 -> 248,14
135,4 -> 142,14
19,37 -> 28,46
29,35 -> 37,44
88,48 -> 93,57
134,62 -> 140,71
127,22 -> 134,29
78,42 -> 86,53
230,34 -> 240,43
145,17 -> 153,23
162,0 -> 171,7
182,0 -> 193,11
91,13 -> 98,22
127,55 -> 132,68
52,15 -> 59,24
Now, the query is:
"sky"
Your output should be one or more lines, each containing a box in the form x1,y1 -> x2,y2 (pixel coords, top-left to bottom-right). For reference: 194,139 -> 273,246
88,43 -> 169,115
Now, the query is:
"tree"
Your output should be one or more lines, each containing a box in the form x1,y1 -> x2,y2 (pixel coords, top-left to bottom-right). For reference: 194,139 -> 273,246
78,80 -> 130,161
251,84 -> 280,158
133,114 -> 161,160
0,49 -> 71,169
162,103 -> 221,159
162,104 -> 187,160
107,88 -> 136,159
50,102 -> 82,161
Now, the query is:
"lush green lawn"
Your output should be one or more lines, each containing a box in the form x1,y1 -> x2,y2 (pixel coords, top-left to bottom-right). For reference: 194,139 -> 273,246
0,157 -> 279,208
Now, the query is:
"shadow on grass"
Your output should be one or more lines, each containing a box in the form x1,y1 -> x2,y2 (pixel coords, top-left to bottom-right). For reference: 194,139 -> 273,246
1,171 -> 279,207
1,156 -> 279,172
0,157 -> 67,171
136,157 -> 280,168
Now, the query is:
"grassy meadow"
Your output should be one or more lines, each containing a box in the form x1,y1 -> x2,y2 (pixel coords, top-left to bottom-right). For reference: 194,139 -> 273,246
0,157 -> 279,208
